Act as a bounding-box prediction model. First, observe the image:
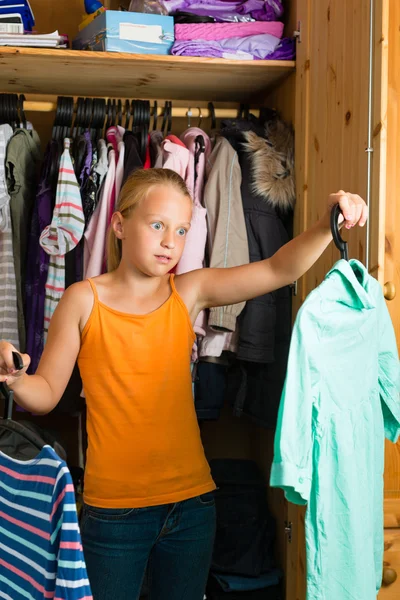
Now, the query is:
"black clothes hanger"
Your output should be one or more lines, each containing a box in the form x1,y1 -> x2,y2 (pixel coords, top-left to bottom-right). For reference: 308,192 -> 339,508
117,99 -> 123,127
0,353 -> 67,462
208,102 -> 216,130
331,204 -> 349,261
238,103 -> 250,120
0,94 -> 17,128
194,134 -> 205,188
167,100 -> 172,135
49,97 -> 66,189
111,99 -> 117,127
105,99 -> 112,132
19,94 -> 27,129
124,99 -> 131,130
72,97 -> 84,140
0,352 -> 23,420
161,100 -> 170,136
141,99 -> 150,163
152,100 -> 158,131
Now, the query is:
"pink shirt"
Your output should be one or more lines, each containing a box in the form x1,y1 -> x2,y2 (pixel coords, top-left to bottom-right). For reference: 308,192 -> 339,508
84,146 -> 116,278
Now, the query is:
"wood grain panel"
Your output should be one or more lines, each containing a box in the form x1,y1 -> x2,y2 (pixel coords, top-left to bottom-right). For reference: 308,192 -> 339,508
298,0 -> 371,298
287,1 -> 388,599
382,0 -> 400,504
379,530 -> 400,599
0,47 -> 295,102
29,0 -> 84,42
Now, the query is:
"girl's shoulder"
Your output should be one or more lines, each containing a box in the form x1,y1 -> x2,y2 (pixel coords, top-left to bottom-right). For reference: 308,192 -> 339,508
61,279 -> 98,333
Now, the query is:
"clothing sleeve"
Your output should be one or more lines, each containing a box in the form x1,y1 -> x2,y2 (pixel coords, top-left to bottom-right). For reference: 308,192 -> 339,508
377,291 -> 400,443
51,466 -> 93,599
237,211 -> 289,363
270,311 -> 318,505
204,139 -> 249,332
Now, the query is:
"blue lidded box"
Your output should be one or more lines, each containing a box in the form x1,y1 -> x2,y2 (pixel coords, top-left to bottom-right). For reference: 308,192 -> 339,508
73,10 -> 174,55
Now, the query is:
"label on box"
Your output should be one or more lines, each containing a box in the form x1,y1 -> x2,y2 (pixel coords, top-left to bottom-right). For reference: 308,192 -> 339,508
119,22 -> 163,44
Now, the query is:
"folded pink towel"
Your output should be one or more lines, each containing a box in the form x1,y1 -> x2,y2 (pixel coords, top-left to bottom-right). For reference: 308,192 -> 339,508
174,21 -> 284,41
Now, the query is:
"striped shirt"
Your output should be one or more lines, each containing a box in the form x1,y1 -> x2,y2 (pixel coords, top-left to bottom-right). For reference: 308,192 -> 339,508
0,124 -> 19,348
0,444 -> 92,600
40,139 -> 85,340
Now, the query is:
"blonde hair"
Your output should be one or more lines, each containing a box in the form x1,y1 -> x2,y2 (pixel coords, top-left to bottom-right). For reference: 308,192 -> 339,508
107,168 -> 191,272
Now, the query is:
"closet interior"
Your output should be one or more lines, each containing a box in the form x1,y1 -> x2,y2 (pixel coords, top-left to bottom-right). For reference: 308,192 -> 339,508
0,0 -> 301,598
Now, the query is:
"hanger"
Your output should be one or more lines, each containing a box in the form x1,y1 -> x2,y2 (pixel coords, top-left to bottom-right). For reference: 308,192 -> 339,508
331,204 -> 349,261
91,98 -> 103,142
116,99 -> 123,127
238,103 -> 250,120
73,98 -> 83,139
105,99 -> 112,132
208,102 -> 216,130
166,101 -> 172,136
141,99 -> 150,163
49,96 -> 66,189
161,100 -> 170,136
0,352 -> 67,461
152,100 -> 158,131
124,99 -> 131,130
18,94 -> 27,129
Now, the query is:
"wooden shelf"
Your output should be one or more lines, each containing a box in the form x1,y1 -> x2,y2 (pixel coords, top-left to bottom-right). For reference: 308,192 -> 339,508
0,47 -> 295,102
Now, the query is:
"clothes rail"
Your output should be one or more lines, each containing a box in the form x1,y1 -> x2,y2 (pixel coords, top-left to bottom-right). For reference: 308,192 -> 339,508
22,101 -> 260,119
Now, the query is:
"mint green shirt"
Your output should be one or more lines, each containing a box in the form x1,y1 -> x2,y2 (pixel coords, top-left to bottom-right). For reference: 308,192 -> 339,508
270,259 -> 400,600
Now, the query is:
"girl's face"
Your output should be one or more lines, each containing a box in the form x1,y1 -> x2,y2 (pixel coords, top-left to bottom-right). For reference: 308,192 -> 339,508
113,184 -> 192,276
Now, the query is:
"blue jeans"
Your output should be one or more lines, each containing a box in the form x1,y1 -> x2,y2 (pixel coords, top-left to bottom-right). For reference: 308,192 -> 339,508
80,492 -> 216,600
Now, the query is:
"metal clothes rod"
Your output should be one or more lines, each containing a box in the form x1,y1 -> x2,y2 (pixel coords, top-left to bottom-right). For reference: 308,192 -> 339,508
22,101 -> 260,119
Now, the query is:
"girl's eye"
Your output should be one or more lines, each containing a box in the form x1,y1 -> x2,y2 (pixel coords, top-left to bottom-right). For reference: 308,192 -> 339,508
151,222 -> 163,231
177,228 -> 187,237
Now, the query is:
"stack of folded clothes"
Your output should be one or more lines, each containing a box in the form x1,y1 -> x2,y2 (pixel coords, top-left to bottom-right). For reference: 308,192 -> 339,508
163,0 -> 295,60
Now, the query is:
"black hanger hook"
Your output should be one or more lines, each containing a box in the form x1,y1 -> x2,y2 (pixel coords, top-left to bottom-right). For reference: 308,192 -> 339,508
331,204 -> 349,261
208,102 -> 216,130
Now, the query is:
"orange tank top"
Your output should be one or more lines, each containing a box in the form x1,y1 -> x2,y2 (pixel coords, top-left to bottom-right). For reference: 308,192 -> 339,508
78,275 -> 215,508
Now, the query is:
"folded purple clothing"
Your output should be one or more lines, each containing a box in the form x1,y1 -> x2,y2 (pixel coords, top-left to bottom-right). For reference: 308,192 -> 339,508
171,34 -> 295,60
174,21 -> 284,41
164,0 -> 284,22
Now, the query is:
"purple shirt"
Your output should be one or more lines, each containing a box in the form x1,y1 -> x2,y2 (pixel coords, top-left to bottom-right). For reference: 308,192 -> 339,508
163,0 -> 283,21
172,35 -> 295,60
25,141 -> 58,373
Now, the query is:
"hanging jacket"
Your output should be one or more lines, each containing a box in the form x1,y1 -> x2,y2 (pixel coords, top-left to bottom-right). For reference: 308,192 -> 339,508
198,136 -> 249,359
25,141 -> 59,372
220,115 -> 294,428
162,134 -> 190,179
122,131 -> 143,186
203,135 -> 248,332
84,144 -> 116,278
175,128 -> 211,341
0,124 -> 19,348
106,125 -> 125,222
149,130 -> 164,168
221,116 -> 294,364
5,128 -> 41,352
40,139 -> 85,340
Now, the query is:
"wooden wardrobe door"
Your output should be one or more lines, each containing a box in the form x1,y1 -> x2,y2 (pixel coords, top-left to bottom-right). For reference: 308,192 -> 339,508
289,0 -> 388,599
378,0 -> 400,597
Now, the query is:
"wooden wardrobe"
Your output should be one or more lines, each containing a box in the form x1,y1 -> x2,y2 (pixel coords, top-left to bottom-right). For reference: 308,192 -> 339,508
1,0 -> 399,598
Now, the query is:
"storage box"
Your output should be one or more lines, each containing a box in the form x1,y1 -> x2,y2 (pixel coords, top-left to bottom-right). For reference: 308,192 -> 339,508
73,10 -> 174,55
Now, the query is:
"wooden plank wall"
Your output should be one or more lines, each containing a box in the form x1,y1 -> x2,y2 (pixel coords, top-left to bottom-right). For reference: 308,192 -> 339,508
383,0 -> 400,511
291,0 -> 370,300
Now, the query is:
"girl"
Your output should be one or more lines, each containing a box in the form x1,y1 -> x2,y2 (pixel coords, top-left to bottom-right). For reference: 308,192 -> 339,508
0,168 -> 367,600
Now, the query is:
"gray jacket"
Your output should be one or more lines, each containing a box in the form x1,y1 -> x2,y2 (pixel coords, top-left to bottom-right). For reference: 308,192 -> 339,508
203,136 -> 249,333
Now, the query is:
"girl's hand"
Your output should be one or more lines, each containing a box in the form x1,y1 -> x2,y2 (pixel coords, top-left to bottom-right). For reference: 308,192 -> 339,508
0,341 -> 30,387
326,190 -> 368,230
